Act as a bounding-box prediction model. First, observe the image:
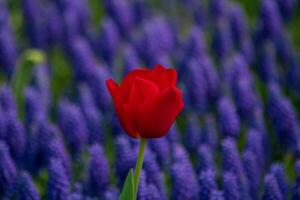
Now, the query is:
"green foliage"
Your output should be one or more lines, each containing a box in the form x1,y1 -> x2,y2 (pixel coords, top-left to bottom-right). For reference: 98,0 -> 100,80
119,169 -> 136,200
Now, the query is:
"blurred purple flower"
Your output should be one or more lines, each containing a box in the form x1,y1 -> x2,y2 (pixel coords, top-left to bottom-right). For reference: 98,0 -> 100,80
263,174 -> 283,200
0,141 -> 17,197
16,171 -> 40,200
58,100 -> 87,155
199,169 -> 217,200
47,158 -> 70,200
217,96 -> 240,138
87,144 -> 109,197
222,171 -> 240,200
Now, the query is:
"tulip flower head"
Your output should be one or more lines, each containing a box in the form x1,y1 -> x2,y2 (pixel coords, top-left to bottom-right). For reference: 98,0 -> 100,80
106,64 -> 184,139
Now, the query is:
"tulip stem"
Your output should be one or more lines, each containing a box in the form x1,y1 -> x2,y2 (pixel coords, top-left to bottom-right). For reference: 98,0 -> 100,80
133,138 -> 147,196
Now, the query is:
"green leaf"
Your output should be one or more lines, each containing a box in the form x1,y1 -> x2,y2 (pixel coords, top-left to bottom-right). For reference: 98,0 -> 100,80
119,169 -> 136,200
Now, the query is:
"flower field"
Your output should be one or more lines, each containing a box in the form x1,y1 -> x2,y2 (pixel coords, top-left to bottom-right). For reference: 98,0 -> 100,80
1,0 -> 300,199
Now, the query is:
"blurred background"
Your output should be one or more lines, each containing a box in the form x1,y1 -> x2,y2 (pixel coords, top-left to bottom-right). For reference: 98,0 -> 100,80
1,0 -> 300,199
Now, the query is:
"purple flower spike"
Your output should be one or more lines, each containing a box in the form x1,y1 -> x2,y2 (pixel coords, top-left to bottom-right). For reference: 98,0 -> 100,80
242,150 -> 260,199
201,115 -> 218,150
212,19 -> 233,61
222,172 -> 240,200
184,114 -> 201,153
0,85 -> 17,114
103,0 -> 134,37
197,145 -> 215,173
0,141 -> 17,197
270,163 -> 288,197
171,162 -> 199,200
46,138 -> 72,179
199,169 -> 217,200
87,144 -> 109,197
122,44 -> 140,76
78,84 -> 103,144
115,135 -> 135,186
5,113 -> 26,162
16,171 -> 40,200
184,59 -> 208,113
217,97 -> 240,138
0,1 -> 18,76
221,138 -> 244,178
149,137 -> 170,167
98,18 -> 120,65
293,160 -> 300,199
58,100 -> 87,156
25,87 -> 47,126
47,158 -> 70,200
210,190 -> 225,200
143,148 -> 166,197
259,0 -> 283,38
263,174 -> 283,200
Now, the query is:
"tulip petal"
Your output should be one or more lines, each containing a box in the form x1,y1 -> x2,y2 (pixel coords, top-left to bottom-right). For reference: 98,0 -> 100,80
128,77 -> 159,108
106,79 -> 120,102
137,87 -> 184,138
119,68 -> 151,102
153,64 -> 177,90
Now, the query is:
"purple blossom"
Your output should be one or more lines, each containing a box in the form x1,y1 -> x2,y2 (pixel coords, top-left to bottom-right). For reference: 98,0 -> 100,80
103,0 -> 134,37
122,44 -> 140,76
184,59 -> 208,113
86,66 -> 111,113
267,84 -> 300,150
259,0 -> 283,39
293,160 -> 300,199
78,84 -> 103,144
143,148 -> 166,197
184,114 -> 201,153
0,141 -> 17,197
242,150 -> 260,199
5,113 -> 26,162
21,0 -> 47,48
258,42 -> 279,83
25,87 -> 47,126
232,78 -> 257,121
210,0 -> 229,21
263,174 -> 283,200
58,100 -> 87,155
210,190 -> 225,200
87,144 -> 109,197
171,161 -> 199,200
201,115 -> 218,150
196,145 -> 215,173
46,138 -> 72,179
149,137 -> 170,167
270,163 -> 288,197
212,19 -> 233,61
222,172 -> 240,200
221,138 -> 244,178
68,37 -> 97,81
47,158 -> 70,200
201,56 -> 220,102
0,85 -> 17,114
0,15 -> 18,76
16,171 -> 40,200
98,18 -> 120,65
115,135 -> 135,186
136,17 -> 176,65
199,169 -> 217,200
217,96 -> 240,138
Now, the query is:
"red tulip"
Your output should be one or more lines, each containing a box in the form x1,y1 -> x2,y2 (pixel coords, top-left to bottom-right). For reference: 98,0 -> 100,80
106,64 -> 184,138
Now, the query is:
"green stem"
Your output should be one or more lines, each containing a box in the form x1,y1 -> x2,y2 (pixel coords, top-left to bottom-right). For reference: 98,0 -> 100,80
133,138 -> 147,196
